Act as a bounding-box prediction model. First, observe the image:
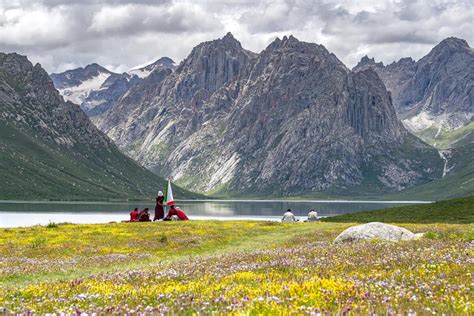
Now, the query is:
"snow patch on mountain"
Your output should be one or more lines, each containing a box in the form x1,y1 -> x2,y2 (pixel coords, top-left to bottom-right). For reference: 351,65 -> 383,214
128,68 -> 152,79
59,72 -> 111,107
403,110 -> 473,132
403,111 -> 437,132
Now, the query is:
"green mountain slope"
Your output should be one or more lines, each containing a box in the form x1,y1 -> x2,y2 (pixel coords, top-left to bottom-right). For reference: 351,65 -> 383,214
0,121 -> 191,200
0,53 -> 195,201
414,121 -> 474,149
323,195 -> 474,224
385,142 -> 474,200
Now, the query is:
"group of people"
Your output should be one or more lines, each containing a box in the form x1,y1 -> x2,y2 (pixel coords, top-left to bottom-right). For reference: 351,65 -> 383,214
282,209 -> 319,222
128,191 -> 189,222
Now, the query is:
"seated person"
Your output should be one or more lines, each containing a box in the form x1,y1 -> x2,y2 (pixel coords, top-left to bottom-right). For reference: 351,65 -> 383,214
130,208 -> 139,222
307,209 -> 318,222
282,209 -> 297,222
138,208 -> 151,222
163,205 -> 189,221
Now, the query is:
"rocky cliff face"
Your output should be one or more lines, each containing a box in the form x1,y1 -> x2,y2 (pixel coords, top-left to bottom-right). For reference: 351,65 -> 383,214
354,37 -> 473,142
1,54 -> 107,148
0,53 -> 191,200
94,34 -> 442,196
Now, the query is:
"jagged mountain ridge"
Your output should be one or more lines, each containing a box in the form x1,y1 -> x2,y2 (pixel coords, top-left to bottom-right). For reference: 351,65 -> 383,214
93,33 -> 442,196
354,37 -> 474,148
50,58 -> 176,117
0,52 -> 192,200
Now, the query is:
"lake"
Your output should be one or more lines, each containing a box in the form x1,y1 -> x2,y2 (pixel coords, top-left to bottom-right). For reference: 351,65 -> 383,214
0,199 -> 430,228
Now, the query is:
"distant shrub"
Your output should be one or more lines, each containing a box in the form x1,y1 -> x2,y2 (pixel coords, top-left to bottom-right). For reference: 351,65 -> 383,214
46,222 -> 58,228
424,231 -> 441,240
465,229 -> 474,242
31,237 -> 47,248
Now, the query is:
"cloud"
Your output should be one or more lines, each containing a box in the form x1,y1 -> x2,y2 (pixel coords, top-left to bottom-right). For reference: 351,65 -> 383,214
0,0 -> 471,73
89,3 -> 221,35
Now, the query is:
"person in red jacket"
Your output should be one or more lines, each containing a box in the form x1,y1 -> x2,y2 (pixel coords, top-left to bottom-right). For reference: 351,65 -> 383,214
138,208 -> 151,222
163,205 -> 189,221
129,208 -> 139,221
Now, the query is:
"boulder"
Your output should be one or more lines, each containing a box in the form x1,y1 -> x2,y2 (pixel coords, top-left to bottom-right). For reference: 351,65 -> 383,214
334,222 -> 423,243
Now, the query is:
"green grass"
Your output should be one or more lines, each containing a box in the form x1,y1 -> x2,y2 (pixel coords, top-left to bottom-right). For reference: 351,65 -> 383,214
0,121 -> 198,201
0,220 -> 471,314
0,221 -> 343,287
323,195 -> 474,224
415,121 -> 474,149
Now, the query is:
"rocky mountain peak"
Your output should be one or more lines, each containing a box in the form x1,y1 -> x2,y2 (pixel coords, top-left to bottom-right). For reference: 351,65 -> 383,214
354,55 -> 384,71
423,37 -> 472,63
222,31 -> 237,43
393,57 -> 414,65
129,57 -> 176,78
84,63 -> 112,74
265,35 -> 331,57
351,36 -> 473,139
155,56 -> 174,65
173,33 -> 255,97
436,37 -> 470,50
267,35 -> 300,50
0,52 -> 38,78
91,34 -> 442,196
194,32 -> 245,54
50,63 -> 114,90
281,34 -> 299,46
260,36 -> 348,76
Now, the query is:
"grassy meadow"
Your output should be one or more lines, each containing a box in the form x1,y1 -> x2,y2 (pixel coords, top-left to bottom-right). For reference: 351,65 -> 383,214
323,195 -> 474,224
0,218 -> 472,314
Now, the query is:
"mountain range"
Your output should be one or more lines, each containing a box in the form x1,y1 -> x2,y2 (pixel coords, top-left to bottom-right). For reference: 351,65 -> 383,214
50,57 -> 176,117
353,37 -> 473,149
0,53 -> 192,200
51,33 -> 465,198
3,33 -> 470,200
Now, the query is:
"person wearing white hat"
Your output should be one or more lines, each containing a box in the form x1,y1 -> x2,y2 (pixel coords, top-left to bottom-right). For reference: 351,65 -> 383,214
154,191 -> 165,221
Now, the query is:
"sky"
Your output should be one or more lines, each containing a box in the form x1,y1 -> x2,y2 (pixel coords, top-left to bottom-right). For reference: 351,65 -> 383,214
0,0 -> 472,73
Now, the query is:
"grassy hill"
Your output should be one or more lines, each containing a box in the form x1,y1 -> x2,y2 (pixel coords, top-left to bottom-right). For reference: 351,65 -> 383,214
323,195 -> 474,223
0,121 -> 195,201
0,52 -> 198,201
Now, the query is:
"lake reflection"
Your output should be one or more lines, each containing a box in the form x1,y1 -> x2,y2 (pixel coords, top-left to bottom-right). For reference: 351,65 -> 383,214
0,199 -> 430,228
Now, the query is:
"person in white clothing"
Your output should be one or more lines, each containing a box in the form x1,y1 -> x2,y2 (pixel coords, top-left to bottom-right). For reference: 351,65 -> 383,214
307,209 -> 318,222
282,209 -> 297,222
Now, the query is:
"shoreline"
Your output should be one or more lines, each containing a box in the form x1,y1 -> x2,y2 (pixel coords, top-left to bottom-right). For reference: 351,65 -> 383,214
0,198 -> 433,204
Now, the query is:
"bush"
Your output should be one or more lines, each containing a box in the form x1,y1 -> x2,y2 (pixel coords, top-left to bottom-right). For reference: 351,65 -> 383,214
46,222 -> 58,228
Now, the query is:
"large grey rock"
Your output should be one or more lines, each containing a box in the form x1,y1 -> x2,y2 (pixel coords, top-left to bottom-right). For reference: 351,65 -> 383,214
334,222 -> 423,243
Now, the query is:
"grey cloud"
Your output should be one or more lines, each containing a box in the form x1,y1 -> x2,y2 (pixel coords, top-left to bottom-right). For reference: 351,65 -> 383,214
88,3 -> 222,36
0,0 -> 472,73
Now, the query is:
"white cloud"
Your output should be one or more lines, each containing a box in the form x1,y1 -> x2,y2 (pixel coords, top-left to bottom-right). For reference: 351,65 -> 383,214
0,6 -> 72,47
0,0 -> 471,73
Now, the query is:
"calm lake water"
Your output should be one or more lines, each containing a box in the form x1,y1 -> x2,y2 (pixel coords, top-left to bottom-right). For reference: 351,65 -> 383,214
0,199 -> 430,228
